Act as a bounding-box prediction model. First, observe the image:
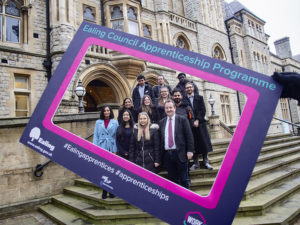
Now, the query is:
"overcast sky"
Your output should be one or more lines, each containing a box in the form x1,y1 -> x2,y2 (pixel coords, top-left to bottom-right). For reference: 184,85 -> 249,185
230,0 -> 300,56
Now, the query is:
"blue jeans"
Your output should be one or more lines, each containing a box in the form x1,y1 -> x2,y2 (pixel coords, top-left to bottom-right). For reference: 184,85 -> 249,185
164,150 -> 190,189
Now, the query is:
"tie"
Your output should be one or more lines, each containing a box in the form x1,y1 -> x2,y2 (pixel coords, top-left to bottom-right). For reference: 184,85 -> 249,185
168,118 -> 174,148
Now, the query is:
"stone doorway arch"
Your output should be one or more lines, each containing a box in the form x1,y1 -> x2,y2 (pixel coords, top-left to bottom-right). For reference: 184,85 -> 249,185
77,64 -> 131,112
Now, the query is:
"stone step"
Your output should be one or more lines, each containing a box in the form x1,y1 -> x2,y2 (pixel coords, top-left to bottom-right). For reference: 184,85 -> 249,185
208,137 -> 300,160
39,204 -> 91,225
63,186 -> 131,210
243,163 -> 300,200
208,144 -> 300,167
232,189 -> 300,225
237,174 -> 300,216
40,198 -> 166,224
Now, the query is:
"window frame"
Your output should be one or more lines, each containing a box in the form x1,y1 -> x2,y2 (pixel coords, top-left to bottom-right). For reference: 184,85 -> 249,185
0,0 -> 22,44
14,74 -> 30,117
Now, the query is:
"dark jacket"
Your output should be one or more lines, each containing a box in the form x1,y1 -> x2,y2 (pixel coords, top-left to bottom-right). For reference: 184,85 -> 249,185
132,83 -> 154,109
153,85 -> 172,99
175,80 -> 199,97
116,126 -> 133,159
118,107 -> 137,123
159,114 -> 194,163
175,101 -> 194,129
185,94 -> 213,154
129,124 -> 161,172
137,106 -> 160,124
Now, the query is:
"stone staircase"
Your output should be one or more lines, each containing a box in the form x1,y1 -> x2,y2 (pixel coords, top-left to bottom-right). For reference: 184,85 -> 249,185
39,133 -> 300,225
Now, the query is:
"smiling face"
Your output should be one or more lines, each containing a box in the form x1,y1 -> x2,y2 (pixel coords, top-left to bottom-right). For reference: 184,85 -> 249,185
123,111 -> 130,123
178,74 -> 186,83
103,107 -> 111,119
165,101 -> 176,118
139,114 -> 148,127
160,87 -> 169,98
185,83 -> 194,95
124,99 -> 132,108
144,96 -> 151,106
172,91 -> 182,104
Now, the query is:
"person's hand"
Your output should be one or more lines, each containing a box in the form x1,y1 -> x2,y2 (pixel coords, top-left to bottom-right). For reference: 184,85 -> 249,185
194,120 -> 199,127
187,152 -> 193,160
272,72 -> 300,101
154,163 -> 160,167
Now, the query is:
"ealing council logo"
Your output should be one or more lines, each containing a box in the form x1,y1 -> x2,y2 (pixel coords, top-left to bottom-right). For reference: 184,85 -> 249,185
29,127 -> 55,151
184,212 -> 207,225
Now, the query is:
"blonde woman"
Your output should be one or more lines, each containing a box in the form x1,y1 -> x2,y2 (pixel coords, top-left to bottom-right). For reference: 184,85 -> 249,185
129,112 -> 161,173
156,86 -> 171,121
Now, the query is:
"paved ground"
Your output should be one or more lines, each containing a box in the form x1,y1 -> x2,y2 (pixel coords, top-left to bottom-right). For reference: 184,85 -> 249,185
0,211 -> 57,225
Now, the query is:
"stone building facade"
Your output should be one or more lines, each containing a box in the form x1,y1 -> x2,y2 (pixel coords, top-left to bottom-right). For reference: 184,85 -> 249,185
1,0 -> 300,131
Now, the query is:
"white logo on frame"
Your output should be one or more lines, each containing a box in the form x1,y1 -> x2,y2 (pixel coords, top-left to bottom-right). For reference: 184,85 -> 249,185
29,127 -> 41,142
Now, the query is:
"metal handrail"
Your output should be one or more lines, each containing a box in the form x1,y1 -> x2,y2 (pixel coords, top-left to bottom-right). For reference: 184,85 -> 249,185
273,117 -> 300,128
219,120 -> 234,135
33,132 -> 94,177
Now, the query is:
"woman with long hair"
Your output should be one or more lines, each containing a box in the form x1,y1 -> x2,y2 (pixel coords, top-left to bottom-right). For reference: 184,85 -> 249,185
116,109 -> 134,159
129,112 -> 161,173
156,86 -> 171,121
93,105 -> 118,199
137,95 -> 159,124
118,97 -> 137,123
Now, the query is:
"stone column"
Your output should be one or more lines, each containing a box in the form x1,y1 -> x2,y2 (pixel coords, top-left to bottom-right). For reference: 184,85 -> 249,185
208,114 -> 223,139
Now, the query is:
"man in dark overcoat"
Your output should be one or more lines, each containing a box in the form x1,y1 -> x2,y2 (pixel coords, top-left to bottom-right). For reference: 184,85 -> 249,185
184,82 -> 213,170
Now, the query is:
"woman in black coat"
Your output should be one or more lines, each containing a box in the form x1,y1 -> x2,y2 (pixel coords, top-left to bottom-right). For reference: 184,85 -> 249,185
129,112 -> 161,173
116,109 -> 135,160
118,98 -> 137,123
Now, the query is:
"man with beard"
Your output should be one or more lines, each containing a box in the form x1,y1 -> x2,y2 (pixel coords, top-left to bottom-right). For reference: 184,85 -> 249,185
184,82 -> 213,170
172,88 -> 194,129
175,73 -> 199,97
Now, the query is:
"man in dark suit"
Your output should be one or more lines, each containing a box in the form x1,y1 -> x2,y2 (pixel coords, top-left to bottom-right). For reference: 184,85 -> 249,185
159,99 -> 194,189
132,75 -> 154,110
184,82 -> 213,170
153,74 -> 172,99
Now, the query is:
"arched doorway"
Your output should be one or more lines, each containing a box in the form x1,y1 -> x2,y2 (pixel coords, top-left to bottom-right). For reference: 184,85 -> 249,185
77,64 -> 131,112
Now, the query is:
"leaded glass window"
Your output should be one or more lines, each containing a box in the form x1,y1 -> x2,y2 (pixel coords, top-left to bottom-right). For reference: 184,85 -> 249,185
111,6 -> 123,19
83,6 -> 95,22
143,25 -> 151,38
111,6 -> 124,31
128,7 -> 137,20
0,0 -> 21,43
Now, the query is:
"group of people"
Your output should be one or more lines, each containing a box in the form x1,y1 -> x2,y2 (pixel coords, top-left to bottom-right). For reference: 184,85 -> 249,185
93,73 -> 214,198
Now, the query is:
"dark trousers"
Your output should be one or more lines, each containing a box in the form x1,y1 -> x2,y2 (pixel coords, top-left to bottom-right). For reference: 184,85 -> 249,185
163,150 -> 190,189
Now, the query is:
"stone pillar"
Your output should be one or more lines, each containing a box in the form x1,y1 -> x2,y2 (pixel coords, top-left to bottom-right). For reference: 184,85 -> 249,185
208,114 -> 223,139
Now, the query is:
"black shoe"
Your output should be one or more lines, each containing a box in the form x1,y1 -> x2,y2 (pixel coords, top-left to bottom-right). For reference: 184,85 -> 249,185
102,191 -> 108,199
204,162 -> 213,170
109,193 -> 115,198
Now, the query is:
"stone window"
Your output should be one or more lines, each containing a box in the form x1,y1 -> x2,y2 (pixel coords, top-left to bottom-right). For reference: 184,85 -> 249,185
220,94 -> 232,124
248,20 -> 255,36
0,0 -> 22,43
83,5 -> 95,22
127,7 -> 138,35
110,5 -> 124,31
143,24 -> 151,38
176,35 -> 189,50
109,4 -> 140,35
280,98 -> 290,121
14,75 -> 30,117
212,45 -> 226,60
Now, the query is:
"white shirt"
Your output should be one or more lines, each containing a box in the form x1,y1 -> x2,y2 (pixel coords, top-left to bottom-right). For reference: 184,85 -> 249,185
164,114 -> 176,150
139,85 -> 145,102
188,94 -> 194,108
